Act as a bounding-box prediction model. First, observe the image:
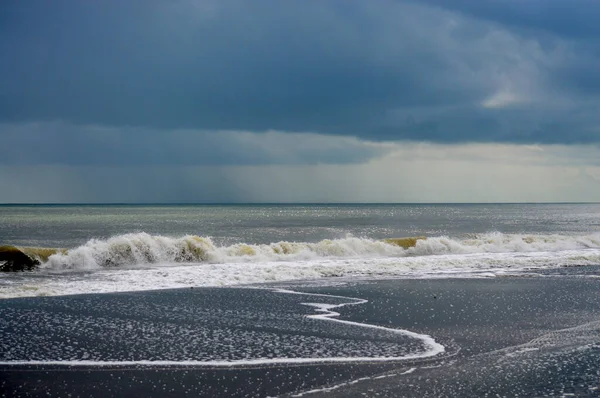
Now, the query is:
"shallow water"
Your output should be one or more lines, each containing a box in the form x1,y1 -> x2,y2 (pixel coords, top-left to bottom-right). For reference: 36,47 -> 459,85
2,275 -> 600,397
2,204 -> 600,396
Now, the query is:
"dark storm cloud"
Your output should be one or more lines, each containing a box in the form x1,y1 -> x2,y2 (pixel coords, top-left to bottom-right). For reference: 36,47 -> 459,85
412,0 -> 600,103
1,0 -> 600,146
412,0 -> 600,39
0,122 -> 388,166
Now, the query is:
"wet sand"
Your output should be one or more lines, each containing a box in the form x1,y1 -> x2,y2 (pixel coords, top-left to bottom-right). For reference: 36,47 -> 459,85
2,271 -> 600,397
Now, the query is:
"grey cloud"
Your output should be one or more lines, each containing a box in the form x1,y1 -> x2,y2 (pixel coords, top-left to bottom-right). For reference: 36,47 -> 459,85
0,165 -> 243,203
411,0 -> 600,39
1,0 -> 599,144
413,0 -> 600,102
2,143 -> 599,203
0,122 -> 388,166
376,103 -> 600,144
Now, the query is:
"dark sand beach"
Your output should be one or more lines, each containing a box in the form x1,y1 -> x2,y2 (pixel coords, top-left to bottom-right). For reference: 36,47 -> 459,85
2,270 -> 600,397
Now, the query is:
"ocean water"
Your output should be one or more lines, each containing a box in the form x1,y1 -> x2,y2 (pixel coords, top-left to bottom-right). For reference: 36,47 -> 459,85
1,203 -> 600,298
2,204 -> 600,396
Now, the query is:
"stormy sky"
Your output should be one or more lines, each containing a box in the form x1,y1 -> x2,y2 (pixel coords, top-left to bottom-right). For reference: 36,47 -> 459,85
1,0 -> 599,202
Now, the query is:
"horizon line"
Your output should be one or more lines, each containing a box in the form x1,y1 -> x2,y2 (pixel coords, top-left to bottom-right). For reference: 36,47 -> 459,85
1,202 -> 599,206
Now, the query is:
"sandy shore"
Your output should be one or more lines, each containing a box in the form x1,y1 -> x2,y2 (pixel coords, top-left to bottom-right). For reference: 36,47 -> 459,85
2,270 -> 600,397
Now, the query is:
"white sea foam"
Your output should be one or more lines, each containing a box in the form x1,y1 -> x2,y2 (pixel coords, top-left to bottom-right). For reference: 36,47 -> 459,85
276,288 -> 444,358
42,232 -> 600,270
0,288 -> 444,366
1,232 -> 600,299
291,367 -> 418,397
1,249 -> 599,299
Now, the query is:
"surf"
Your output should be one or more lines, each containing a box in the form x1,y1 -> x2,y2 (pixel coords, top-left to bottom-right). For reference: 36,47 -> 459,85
1,234 -> 425,272
2,232 -> 600,272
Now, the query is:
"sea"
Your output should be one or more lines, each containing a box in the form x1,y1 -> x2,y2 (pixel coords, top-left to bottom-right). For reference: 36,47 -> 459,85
2,203 -> 600,396
1,203 -> 600,298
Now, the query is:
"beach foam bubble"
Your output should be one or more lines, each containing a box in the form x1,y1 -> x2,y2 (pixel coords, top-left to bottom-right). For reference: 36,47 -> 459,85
2,249 -> 600,299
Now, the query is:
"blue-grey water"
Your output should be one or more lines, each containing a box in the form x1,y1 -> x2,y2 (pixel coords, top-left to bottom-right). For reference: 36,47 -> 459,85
2,204 -> 600,397
2,203 -> 599,248
1,203 -> 600,299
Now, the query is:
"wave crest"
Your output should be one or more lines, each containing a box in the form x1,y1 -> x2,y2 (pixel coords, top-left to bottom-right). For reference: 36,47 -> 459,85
44,234 -> 406,270
41,232 -> 600,271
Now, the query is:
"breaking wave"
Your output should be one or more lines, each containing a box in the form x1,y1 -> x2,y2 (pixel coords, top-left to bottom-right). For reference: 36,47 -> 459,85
3,232 -> 600,298
42,232 -> 600,270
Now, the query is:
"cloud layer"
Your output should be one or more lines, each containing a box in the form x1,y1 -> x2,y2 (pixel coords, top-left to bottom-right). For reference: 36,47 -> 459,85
1,143 -> 598,203
2,0 -> 599,144
0,122 -> 389,166
2,0 -> 600,203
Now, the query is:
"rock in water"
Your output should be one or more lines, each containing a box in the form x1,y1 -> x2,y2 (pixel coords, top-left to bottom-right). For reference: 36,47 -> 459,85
0,246 -> 39,271
0,246 -> 64,272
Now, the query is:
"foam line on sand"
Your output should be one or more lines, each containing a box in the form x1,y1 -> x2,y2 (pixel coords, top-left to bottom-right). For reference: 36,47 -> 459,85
0,288 -> 445,367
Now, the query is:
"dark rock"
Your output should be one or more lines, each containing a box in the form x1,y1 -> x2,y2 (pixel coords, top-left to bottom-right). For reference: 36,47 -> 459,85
0,246 -> 40,272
